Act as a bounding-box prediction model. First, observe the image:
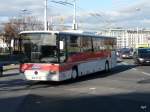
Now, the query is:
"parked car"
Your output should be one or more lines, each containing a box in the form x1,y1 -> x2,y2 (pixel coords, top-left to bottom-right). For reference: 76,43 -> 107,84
133,48 -> 150,65
120,48 -> 133,59
116,50 -> 122,62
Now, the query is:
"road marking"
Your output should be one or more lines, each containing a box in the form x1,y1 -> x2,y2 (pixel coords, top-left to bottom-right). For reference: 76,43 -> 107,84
122,61 -> 150,77
140,105 -> 147,110
132,68 -> 137,71
36,101 -> 41,104
122,62 -> 128,65
142,72 -> 150,76
89,87 -> 96,90
122,62 -> 137,71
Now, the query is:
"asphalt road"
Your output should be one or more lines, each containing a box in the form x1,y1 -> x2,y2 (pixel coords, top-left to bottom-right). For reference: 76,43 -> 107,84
0,60 -> 150,112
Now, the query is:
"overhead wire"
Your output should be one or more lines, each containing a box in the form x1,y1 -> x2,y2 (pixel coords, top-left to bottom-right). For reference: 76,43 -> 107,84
48,0 -> 113,30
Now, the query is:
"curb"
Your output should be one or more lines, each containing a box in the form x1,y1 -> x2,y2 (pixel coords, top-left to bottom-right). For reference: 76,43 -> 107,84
3,64 -> 19,71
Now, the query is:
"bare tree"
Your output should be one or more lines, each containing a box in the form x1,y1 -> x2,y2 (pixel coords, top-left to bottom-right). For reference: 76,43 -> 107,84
4,16 -> 44,34
3,16 -> 45,53
25,16 -> 44,30
4,23 -> 18,42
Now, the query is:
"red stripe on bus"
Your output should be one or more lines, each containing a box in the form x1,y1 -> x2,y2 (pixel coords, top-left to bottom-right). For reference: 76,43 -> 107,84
20,64 -> 60,72
20,51 -> 111,72
67,51 -> 111,63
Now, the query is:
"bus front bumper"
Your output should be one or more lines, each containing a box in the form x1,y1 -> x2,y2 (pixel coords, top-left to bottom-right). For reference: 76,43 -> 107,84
20,70 -> 60,81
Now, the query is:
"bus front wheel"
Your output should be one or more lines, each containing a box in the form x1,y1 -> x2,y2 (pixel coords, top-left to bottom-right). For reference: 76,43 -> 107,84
105,62 -> 110,72
71,69 -> 78,80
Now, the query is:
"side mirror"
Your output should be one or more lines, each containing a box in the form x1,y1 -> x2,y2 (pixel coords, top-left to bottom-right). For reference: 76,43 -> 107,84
11,39 -> 14,47
59,41 -> 64,50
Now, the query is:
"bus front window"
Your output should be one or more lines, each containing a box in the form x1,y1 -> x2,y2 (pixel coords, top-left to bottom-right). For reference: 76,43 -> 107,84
40,45 -> 58,63
20,33 -> 59,63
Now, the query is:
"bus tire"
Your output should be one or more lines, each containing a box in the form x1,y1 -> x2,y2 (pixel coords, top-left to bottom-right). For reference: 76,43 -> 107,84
105,62 -> 110,72
0,67 -> 3,77
71,69 -> 78,80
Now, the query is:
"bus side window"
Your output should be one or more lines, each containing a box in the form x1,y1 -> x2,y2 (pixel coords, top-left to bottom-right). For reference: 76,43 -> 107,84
67,35 -> 81,55
93,38 -> 104,51
80,36 -> 92,52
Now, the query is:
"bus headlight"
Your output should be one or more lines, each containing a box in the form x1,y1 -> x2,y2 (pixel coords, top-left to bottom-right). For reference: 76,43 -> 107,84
49,71 -> 57,75
139,58 -> 144,62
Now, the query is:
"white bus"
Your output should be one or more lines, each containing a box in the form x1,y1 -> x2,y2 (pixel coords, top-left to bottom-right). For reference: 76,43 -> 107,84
19,30 -> 117,81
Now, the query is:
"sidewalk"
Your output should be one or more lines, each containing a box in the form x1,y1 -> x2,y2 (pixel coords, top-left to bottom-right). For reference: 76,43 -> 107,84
3,64 -> 19,71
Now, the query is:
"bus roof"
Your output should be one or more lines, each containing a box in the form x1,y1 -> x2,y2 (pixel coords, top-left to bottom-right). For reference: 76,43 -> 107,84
137,47 -> 150,50
135,43 -> 150,48
19,30 -> 59,34
19,30 -> 116,39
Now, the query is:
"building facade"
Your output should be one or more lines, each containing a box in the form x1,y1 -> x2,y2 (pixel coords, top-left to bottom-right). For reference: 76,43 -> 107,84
98,28 -> 150,49
0,34 -> 7,48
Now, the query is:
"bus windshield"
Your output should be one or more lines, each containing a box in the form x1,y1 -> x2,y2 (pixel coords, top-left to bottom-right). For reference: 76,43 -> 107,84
20,33 -> 59,63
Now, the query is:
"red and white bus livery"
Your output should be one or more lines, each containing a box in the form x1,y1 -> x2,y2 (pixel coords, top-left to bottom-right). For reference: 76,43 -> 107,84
19,30 -> 117,81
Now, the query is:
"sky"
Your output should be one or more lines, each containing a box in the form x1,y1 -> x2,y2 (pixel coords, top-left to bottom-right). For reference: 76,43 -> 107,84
0,0 -> 150,30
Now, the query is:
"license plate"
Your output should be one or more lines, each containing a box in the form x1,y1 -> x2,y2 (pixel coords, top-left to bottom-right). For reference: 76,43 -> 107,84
32,76 -> 42,80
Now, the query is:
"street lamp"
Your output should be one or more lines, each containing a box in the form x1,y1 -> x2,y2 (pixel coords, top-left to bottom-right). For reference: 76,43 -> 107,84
44,0 -> 48,31
135,8 -> 141,45
51,0 -> 78,30
21,9 -> 31,30
89,12 -> 113,30
73,0 -> 77,30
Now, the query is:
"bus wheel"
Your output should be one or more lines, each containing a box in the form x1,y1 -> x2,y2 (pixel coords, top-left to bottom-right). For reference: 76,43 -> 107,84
105,62 -> 110,72
71,69 -> 78,80
0,67 -> 3,77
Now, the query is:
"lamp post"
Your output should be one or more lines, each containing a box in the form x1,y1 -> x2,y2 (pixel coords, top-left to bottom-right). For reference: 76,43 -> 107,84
44,0 -> 48,31
72,0 -> 77,30
133,8 -> 141,47
20,9 -> 32,31
136,8 -> 142,44
21,9 -> 28,30
51,0 -> 78,30
137,27 -> 139,44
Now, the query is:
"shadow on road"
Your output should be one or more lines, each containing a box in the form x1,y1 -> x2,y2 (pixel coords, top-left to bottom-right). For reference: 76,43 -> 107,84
0,92 -> 150,112
0,79 -> 28,91
0,64 -> 138,90
3,67 -> 19,72
138,79 -> 150,84
2,72 -> 19,77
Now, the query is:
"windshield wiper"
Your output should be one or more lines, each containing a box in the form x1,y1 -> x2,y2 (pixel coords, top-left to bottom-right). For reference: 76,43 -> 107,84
40,56 -> 58,63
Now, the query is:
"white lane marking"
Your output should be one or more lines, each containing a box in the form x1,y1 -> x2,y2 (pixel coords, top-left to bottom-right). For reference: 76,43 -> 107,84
142,72 -> 150,76
140,105 -> 147,110
89,87 -> 96,90
122,61 -> 150,77
122,62 -> 137,71
122,62 -> 128,65
132,68 -> 137,71
36,101 -> 41,104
